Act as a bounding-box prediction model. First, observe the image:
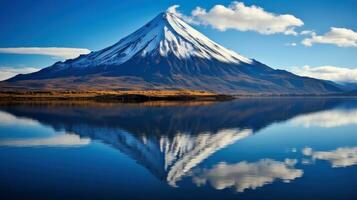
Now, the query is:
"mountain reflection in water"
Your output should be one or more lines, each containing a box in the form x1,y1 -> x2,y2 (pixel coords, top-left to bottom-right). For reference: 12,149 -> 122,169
0,98 -> 355,191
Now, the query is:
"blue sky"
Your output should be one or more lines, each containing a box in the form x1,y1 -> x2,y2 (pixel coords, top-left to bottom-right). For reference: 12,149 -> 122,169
1,0 -> 357,81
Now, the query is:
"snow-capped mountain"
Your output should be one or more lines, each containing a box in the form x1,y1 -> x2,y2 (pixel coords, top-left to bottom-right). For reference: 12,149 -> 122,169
71,12 -> 252,67
3,11 -> 342,94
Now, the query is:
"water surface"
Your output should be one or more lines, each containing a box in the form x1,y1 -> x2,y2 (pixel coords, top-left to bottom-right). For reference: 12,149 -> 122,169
1,98 -> 357,200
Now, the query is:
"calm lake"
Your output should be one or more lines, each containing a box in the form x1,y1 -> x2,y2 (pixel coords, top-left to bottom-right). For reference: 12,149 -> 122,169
1,98 -> 357,200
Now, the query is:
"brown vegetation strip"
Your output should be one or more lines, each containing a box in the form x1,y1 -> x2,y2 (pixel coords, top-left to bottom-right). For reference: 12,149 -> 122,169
0,90 -> 233,103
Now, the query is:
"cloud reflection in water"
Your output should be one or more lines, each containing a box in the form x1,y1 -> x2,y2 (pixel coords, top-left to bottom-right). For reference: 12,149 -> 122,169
0,110 -> 39,126
303,147 -> 357,168
292,109 -> 357,128
0,133 -> 91,147
192,158 -> 303,192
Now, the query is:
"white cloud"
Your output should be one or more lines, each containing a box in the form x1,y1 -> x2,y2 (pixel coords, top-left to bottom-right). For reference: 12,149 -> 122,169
181,1 -> 303,35
303,147 -> 357,168
0,133 -> 91,147
0,66 -> 40,81
300,30 -> 314,36
290,65 -> 357,83
167,5 -> 196,24
285,42 -> 297,46
291,108 -> 357,128
0,47 -> 91,59
167,5 -> 180,14
302,27 -> 357,47
192,159 -> 303,192
284,28 -> 299,36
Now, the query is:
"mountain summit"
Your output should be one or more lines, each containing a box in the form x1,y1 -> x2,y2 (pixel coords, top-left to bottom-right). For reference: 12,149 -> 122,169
72,12 -> 253,67
2,11 -> 342,94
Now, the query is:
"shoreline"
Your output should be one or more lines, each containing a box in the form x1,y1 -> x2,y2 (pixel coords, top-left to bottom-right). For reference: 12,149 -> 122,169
0,90 -> 233,102
0,90 -> 355,103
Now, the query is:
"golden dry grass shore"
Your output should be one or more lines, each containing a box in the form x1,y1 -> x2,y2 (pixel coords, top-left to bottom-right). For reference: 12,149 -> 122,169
0,90 -> 233,102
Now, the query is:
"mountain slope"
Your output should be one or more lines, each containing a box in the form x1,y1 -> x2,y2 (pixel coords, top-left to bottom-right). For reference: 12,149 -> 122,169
2,11 -> 342,94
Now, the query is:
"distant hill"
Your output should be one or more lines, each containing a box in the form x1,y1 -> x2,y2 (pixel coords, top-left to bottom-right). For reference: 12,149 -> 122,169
336,82 -> 357,91
0,11 -> 343,95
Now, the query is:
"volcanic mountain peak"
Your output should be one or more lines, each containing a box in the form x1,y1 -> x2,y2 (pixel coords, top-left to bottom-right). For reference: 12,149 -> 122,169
1,11 -> 343,94
70,11 -> 252,68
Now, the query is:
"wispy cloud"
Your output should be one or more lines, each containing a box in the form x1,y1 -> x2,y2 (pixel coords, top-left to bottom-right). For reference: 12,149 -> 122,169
0,66 -> 40,81
168,2 -> 304,35
0,47 -> 91,59
285,42 -> 297,46
302,27 -> 357,47
300,30 -> 314,36
303,147 -> 357,168
290,65 -> 357,83
192,159 -> 303,192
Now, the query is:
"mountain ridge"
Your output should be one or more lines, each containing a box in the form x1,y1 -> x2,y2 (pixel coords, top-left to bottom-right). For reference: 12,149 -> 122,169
1,11 -> 343,94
